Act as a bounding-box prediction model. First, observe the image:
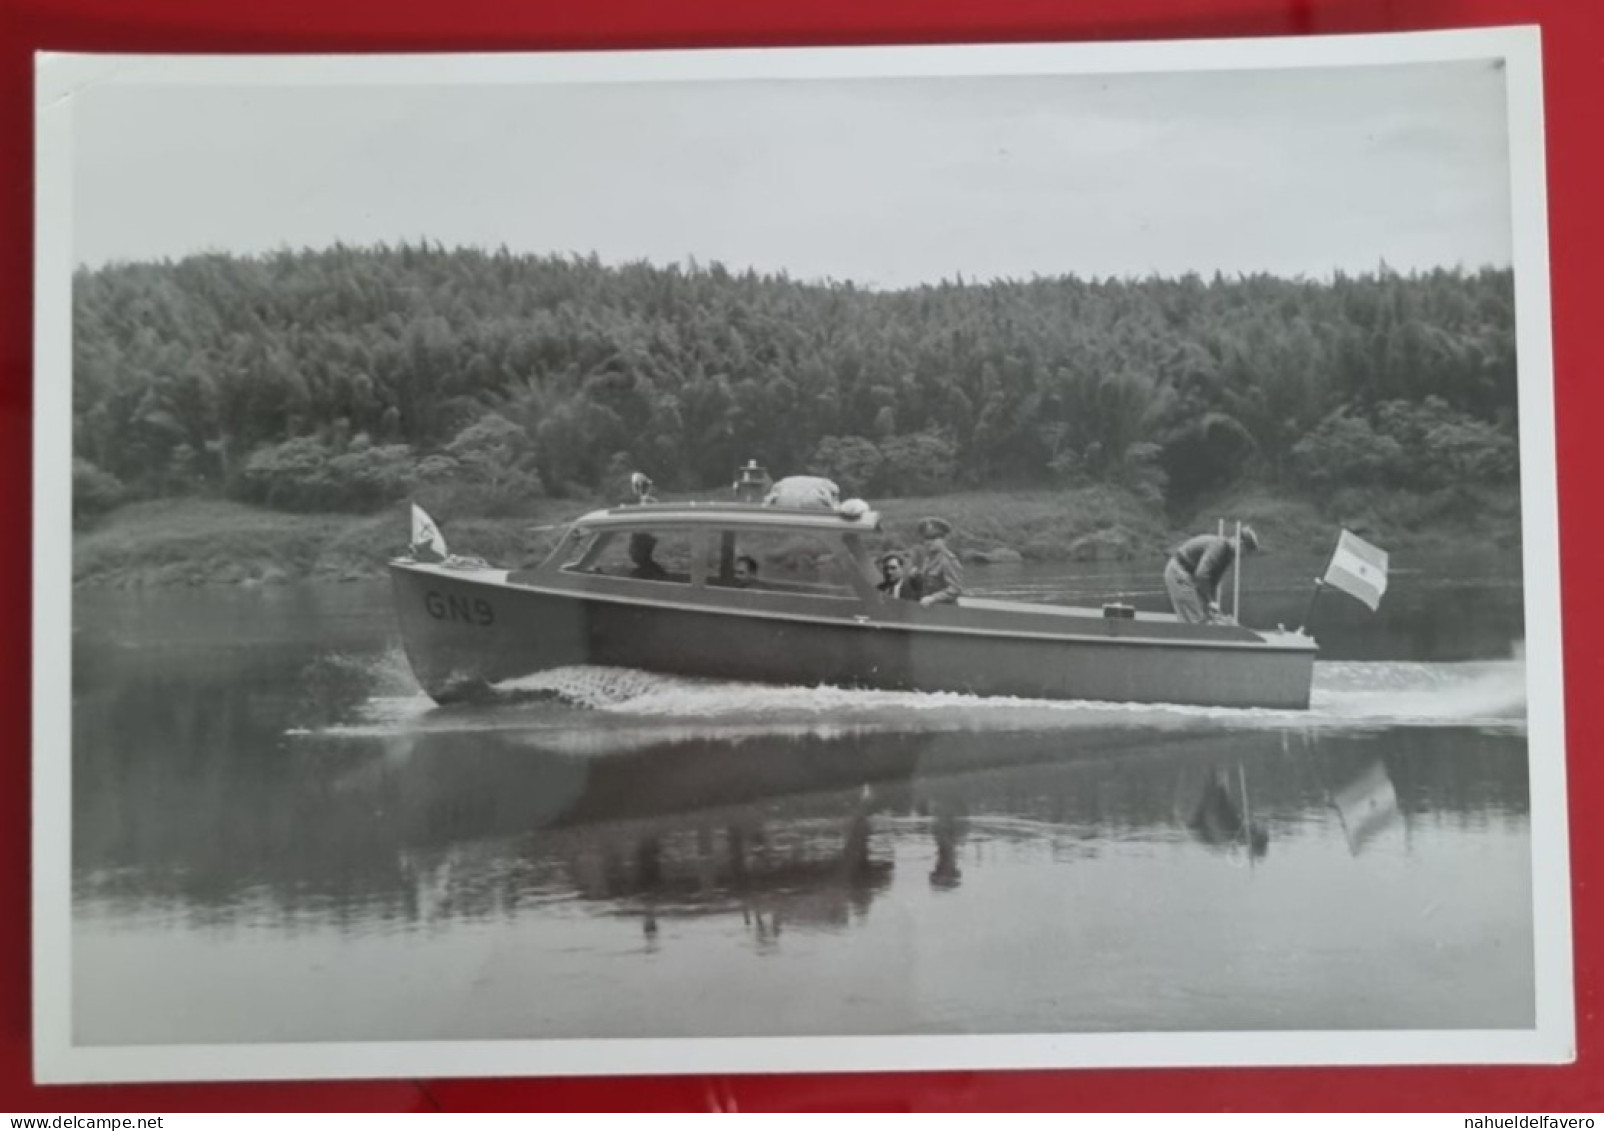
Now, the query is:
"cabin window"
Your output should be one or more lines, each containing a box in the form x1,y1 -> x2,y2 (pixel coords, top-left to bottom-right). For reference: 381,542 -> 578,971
557,527 -> 601,571
578,529 -> 698,586
712,530 -> 861,599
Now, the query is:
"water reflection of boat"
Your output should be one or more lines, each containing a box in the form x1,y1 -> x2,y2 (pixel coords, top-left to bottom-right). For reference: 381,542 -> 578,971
928,801 -> 968,891
547,792 -> 896,939
376,730 -> 917,940
1328,757 -> 1404,854
390,489 -> 1318,709
1188,766 -> 1270,858
75,685 -> 1527,930
356,727 -> 928,842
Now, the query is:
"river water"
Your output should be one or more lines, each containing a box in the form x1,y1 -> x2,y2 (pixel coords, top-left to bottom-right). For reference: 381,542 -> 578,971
70,554 -> 1534,1045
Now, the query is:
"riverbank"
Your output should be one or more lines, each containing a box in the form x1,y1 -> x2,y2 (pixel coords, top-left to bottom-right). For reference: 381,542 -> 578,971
70,484 -> 1523,589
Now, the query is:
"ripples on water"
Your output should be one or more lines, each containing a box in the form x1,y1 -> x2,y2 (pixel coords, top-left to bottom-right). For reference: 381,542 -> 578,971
70,571 -> 1539,1044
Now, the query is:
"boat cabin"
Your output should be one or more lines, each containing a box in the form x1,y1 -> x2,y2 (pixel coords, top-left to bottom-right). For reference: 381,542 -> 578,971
516,501 -> 885,605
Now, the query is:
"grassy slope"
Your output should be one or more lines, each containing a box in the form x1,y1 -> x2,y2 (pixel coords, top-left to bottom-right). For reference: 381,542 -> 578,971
71,484 -> 1523,588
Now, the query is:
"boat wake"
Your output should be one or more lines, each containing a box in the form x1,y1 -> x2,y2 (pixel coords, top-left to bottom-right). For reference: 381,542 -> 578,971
496,657 -> 1528,734
292,646 -> 1528,743
1308,659 -> 1527,729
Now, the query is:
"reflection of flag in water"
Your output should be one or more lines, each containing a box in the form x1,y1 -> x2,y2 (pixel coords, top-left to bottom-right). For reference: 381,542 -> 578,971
1323,529 -> 1388,611
410,503 -> 448,563
1330,759 -> 1401,854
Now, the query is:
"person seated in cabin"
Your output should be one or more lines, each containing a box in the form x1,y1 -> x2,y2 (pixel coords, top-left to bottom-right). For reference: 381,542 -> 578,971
732,554 -> 760,588
627,532 -> 671,581
876,551 -> 921,601
912,518 -> 964,607
1164,526 -> 1259,624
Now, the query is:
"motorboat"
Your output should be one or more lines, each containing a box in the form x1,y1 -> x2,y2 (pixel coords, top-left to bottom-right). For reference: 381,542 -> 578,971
389,481 -> 1317,710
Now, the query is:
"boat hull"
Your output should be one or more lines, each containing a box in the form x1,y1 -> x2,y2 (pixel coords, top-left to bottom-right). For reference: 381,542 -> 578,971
390,563 -> 1316,710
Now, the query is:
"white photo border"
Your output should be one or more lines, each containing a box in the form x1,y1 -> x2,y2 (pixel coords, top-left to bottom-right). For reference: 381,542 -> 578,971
33,25 -> 1573,1084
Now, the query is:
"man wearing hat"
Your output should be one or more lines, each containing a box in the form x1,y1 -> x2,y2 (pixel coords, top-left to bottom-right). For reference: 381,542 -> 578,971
914,517 -> 964,607
1164,526 -> 1259,624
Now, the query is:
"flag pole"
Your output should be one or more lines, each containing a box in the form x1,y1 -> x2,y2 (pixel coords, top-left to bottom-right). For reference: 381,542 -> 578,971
1215,518 -> 1227,623
1232,519 -> 1242,625
1299,531 -> 1338,633
1299,580 -> 1326,634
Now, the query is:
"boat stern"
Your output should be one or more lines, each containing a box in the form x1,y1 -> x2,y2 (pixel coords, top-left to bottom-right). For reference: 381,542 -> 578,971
1247,626 -> 1320,710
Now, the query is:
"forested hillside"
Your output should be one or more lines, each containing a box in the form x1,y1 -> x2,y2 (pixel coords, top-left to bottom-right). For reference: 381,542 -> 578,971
71,244 -> 1520,525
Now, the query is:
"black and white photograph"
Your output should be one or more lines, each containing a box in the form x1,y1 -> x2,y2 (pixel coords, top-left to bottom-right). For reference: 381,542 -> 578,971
34,28 -> 1572,1082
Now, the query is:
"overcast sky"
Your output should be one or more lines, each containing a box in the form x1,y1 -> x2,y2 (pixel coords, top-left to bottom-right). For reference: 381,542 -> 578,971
69,59 -> 1512,287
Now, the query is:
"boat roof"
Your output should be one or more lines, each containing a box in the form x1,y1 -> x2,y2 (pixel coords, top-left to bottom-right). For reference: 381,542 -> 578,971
568,501 -> 883,534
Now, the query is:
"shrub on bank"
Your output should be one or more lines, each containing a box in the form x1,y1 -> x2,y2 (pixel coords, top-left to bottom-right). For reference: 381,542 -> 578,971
239,436 -> 418,512
73,458 -> 125,524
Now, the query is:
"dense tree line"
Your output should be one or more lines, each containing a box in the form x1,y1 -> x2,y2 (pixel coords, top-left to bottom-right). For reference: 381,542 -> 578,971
71,243 -> 1519,519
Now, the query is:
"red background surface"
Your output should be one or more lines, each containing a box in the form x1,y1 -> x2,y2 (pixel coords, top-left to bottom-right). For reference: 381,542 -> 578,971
1,0 -> 1596,1113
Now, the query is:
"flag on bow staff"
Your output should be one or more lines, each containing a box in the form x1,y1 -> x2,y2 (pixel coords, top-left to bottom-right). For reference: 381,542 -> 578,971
1323,529 -> 1388,611
410,503 -> 449,563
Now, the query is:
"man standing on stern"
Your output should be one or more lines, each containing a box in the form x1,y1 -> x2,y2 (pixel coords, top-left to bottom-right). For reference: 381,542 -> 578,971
1164,526 -> 1259,624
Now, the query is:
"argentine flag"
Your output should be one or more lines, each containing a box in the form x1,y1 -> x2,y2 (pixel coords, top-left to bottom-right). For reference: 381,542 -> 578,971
1323,529 -> 1388,611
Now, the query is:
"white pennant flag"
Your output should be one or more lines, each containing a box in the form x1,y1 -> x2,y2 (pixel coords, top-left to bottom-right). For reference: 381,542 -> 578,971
410,503 -> 448,563
1323,529 -> 1388,611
